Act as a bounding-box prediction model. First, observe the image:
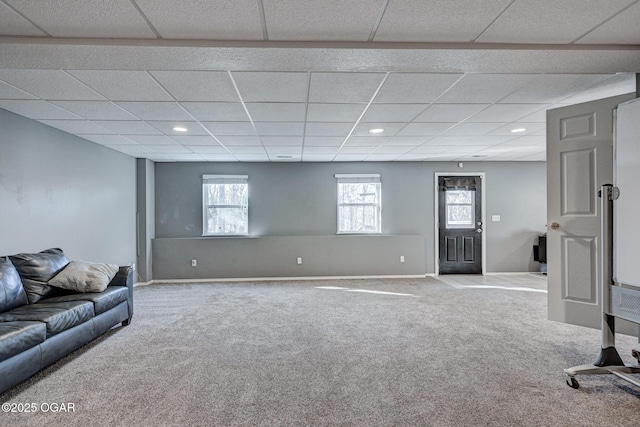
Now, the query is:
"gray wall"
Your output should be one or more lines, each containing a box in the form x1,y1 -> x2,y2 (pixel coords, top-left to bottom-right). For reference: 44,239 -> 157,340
136,159 -> 155,282
0,109 -> 137,266
153,161 -> 546,279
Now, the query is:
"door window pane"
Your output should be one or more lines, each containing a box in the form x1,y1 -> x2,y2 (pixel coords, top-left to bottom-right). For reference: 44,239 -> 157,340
445,190 -> 475,229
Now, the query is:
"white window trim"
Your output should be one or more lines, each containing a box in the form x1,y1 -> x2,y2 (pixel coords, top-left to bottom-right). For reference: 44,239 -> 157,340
202,174 -> 249,236
335,173 -> 382,234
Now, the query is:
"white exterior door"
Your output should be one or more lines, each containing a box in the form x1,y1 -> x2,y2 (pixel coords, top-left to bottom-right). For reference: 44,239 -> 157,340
547,93 -> 635,329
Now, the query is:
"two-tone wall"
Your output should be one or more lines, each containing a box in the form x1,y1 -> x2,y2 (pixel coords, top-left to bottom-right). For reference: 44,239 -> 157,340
153,161 -> 546,279
0,109 -> 136,266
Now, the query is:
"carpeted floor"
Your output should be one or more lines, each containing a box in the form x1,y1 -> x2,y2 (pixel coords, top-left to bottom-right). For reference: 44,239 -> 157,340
1,275 -> 639,426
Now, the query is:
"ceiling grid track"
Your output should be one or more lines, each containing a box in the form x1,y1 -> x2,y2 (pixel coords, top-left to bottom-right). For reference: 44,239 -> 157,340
128,0 -> 163,39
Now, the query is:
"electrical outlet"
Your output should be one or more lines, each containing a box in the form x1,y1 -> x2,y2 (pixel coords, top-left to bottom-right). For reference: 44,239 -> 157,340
297,257 -> 302,265
400,256 -> 405,263
191,259 -> 197,267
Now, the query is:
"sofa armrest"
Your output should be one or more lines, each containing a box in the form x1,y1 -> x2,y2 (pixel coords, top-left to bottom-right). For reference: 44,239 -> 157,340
108,265 -> 134,324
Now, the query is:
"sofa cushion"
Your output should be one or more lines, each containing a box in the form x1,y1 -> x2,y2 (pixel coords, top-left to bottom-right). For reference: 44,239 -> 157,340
44,286 -> 128,315
0,321 -> 46,363
10,248 -> 70,304
48,260 -> 119,293
0,256 -> 29,312
0,301 -> 94,338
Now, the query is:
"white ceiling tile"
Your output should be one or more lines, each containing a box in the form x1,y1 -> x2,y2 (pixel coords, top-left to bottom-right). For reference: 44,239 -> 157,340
374,0 -> 511,42
444,145 -> 492,153
441,122 -> 505,136
516,109 -> 549,124
302,154 -> 336,162
374,145 -> 414,154
0,70 -> 105,101
0,100 -> 81,120
199,154 -> 237,162
202,121 -> 255,136
465,135 -> 515,145
148,121 -> 210,136
150,71 -> 239,102
149,145 -> 192,154
425,137 -> 473,146
467,104 -> 549,123
519,152 -> 547,161
68,71 -> 172,101
305,122 -> 353,136
115,102 -> 193,121
264,0 -> 381,41
333,154 -> 368,161
180,102 -> 248,121
0,1 -> 46,36
352,122 -> 405,137
234,154 -> 270,161
499,74 -> 614,103
303,146 -> 340,154
135,0 -> 263,39
265,146 -> 303,154
488,122 -> 546,136
576,2 -> 640,44
5,0 -> 156,38
232,72 -> 309,102
559,73 -> 636,104
384,137 -> 429,146
78,135 -> 137,145
303,136 -> 345,147
0,81 -> 38,100
361,104 -> 428,122
39,120 -> 113,134
499,136 -> 546,146
216,136 -> 262,146
396,153 -> 432,161
261,136 -> 303,146
338,146 -> 377,154
104,144 -> 154,156
309,73 -> 386,103
397,122 -> 454,136
343,137 -> 388,147
365,154 -> 402,161
437,74 -> 538,104
226,146 -> 266,154
122,135 -> 180,145
170,136 -> 221,146
306,103 -> 366,122
414,104 -> 490,122
94,120 -> 162,135
374,74 -> 463,103
477,0 -> 634,44
409,145 -> 449,154
246,103 -> 306,122
166,154 -> 207,161
254,122 -> 304,136
51,101 -> 139,120
187,145 -> 229,154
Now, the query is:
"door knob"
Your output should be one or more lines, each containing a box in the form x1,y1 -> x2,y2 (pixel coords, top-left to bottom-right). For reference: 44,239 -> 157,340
476,228 -> 483,233
550,222 -> 560,230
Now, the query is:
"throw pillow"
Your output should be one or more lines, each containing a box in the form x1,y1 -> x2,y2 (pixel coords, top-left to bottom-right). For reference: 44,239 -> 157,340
48,260 -> 119,293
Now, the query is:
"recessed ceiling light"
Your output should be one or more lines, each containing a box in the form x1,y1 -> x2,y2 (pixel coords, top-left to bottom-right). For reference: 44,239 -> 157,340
510,127 -> 527,133
173,126 -> 188,132
276,155 -> 293,159
369,128 -> 384,134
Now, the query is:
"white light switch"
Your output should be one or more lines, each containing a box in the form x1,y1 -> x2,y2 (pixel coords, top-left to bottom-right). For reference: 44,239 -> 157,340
492,215 -> 501,222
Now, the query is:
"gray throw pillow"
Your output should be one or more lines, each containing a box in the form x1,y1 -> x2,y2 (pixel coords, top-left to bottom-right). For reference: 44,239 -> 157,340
48,260 -> 119,293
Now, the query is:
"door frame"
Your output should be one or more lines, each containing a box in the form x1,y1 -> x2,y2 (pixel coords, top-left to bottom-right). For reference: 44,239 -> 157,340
434,172 -> 486,276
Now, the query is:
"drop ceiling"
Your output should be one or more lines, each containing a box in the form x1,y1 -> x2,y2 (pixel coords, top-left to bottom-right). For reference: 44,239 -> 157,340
1,0 -> 639,162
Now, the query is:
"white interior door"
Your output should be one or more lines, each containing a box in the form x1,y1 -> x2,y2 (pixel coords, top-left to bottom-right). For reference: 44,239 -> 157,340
547,93 -> 635,329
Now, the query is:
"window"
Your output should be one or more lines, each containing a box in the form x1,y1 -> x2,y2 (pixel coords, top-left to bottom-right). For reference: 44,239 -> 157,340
445,189 -> 475,229
336,174 -> 381,234
202,175 -> 248,236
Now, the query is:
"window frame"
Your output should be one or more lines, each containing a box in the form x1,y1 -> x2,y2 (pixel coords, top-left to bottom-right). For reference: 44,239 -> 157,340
202,174 -> 249,236
335,174 -> 382,235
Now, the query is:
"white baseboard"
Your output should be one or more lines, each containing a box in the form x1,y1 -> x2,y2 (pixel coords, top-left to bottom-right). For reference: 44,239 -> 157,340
136,274 -> 427,286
